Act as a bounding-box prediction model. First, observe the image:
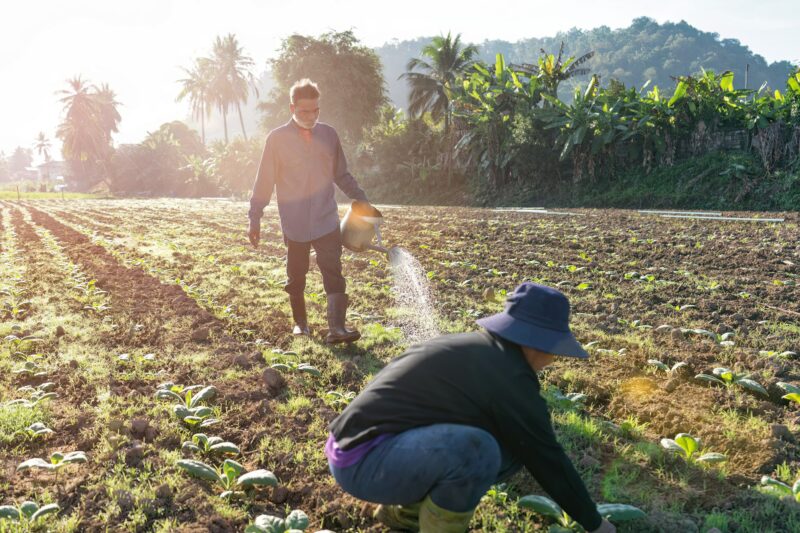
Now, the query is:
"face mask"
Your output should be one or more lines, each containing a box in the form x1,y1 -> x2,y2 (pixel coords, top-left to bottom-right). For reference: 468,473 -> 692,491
293,113 -> 317,130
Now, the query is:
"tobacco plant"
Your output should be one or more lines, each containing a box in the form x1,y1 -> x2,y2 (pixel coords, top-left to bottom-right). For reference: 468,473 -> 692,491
15,422 -> 54,440
245,510 -> 310,532
0,500 -> 60,525
182,433 -> 240,456
5,383 -> 57,408
695,367 -> 768,395
17,451 -> 87,472
176,458 -> 278,499
270,361 -> 321,377
155,383 -> 219,428
12,359 -> 48,378
778,382 -> 800,405
760,476 -> 800,502
518,494 -> 645,531
647,359 -> 688,375
660,433 -> 727,464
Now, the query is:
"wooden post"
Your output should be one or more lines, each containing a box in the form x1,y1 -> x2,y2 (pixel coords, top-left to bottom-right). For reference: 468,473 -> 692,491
16,185 -> 20,201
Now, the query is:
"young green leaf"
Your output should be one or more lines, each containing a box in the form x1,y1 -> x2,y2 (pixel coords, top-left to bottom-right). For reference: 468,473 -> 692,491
518,495 -> 563,520
176,459 -> 221,483
596,503 -> 646,521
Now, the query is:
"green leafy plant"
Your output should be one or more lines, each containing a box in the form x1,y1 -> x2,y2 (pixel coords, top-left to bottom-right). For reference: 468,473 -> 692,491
660,433 -> 727,464
245,510 -> 310,532
270,362 -> 321,377
12,359 -> 48,378
4,334 -> 43,357
15,422 -> 54,440
680,329 -> 735,346
5,383 -> 57,408
17,451 -> 87,472
176,458 -> 278,499
760,475 -> 800,502
325,390 -> 356,407
647,359 -> 688,375
518,494 -> 645,530
545,387 -> 587,411
0,500 -> 60,524
182,433 -> 240,456
155,383 -> 219,428
695,367 -> 767,395
777,382 -> 800,405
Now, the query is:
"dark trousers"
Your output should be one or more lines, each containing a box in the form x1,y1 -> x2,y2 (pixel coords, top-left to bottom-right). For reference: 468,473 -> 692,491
284,229 -> 346,296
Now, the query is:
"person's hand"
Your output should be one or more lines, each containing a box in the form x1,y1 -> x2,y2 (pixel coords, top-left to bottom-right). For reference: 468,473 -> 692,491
589,519 -> 616,533
248,221 -> 261,247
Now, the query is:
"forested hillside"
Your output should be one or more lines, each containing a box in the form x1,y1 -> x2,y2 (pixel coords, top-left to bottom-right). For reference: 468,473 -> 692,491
377,17 -> 794,109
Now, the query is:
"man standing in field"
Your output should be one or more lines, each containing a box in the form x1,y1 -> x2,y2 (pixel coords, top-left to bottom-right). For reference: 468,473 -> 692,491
325,282 -> 616,533
248,79 -> 370,344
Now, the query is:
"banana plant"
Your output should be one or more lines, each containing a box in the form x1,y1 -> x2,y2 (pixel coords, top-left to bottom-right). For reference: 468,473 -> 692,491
155,383 -> 219,428
695,367 -> 768,395
518,494 -> 645,531
182,433 -> 240,456
176,458 -> 278,499
660,433 -> 727,464
760,476 -> 800,502
0,500 -> 60,524
245,510 -> 310,532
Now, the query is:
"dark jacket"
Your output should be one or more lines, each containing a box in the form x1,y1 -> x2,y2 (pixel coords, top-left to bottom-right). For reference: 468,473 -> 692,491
329,330 -> 602,530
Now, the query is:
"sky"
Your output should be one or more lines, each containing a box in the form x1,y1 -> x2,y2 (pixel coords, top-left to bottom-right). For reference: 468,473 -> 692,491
2,0 -> 798,163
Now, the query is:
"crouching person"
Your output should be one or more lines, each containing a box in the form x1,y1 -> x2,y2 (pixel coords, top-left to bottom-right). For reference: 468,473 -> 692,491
325,282 -> 615,533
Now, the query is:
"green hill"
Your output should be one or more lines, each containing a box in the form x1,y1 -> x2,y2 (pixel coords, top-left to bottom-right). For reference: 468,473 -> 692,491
377,17 -> 795,109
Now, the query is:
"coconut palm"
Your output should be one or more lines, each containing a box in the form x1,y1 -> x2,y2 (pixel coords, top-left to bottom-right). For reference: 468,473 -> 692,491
210,34 -> 258,142
56,76 -> 104,183
33,132 -> 51,179
94,83 -> 122,145
401,32 -> 478,133
177,58 -> 215,145
56,76 -> 118,188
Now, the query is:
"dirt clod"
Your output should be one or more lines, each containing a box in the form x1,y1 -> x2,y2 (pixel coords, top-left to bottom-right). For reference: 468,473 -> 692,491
191,326 -> 210,342
261,368 -> 286,394
270,486 -> 289,504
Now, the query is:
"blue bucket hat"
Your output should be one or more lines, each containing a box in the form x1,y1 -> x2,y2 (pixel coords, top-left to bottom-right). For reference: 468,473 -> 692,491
476,282 -> 588,358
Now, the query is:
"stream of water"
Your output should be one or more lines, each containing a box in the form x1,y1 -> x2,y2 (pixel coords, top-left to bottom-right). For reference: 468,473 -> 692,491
387,246 -> 440,343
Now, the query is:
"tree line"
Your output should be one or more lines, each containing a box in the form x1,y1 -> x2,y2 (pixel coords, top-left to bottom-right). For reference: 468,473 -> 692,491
23,27 -> 800,202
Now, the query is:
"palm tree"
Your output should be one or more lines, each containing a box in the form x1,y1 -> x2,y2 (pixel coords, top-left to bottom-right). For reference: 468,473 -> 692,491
33,132 -> 51,179
56,76 -> 119,188
56,76 -> 104,185
177,58 -> 214,144
210,34 -> 258,142
401,32 -> 478,133
94,83 -> 122,145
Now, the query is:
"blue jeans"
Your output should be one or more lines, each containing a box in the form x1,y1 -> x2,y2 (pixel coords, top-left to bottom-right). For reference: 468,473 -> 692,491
329,424 -> 523,512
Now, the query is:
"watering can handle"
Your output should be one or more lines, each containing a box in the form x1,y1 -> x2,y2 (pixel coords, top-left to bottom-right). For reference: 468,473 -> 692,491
352,200 -> 383,218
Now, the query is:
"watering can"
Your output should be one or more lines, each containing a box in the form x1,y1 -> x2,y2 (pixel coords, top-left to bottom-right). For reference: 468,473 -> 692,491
341,201 -> 389,254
